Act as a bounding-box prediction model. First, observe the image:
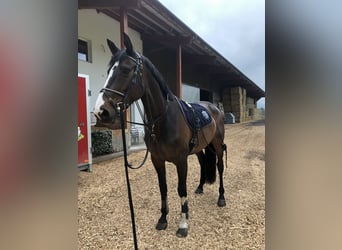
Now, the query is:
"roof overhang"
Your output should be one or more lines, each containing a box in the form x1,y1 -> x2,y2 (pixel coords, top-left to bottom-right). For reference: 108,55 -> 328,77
79,0 -> 265,100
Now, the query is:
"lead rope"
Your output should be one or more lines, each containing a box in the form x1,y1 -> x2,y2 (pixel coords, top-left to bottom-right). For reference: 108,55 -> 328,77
119,104 -> 139,250
124,100 -> 149,170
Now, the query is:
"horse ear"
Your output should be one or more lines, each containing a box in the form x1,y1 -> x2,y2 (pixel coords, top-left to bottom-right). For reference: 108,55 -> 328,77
106,39 -> 119,55
123,33 -> 134,56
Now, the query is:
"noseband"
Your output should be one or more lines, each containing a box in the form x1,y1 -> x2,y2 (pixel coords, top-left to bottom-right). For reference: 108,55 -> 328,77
100,52 -> 143,111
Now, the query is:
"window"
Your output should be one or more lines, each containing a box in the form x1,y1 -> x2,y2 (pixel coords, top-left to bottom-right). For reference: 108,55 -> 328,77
78,39 -> 91,62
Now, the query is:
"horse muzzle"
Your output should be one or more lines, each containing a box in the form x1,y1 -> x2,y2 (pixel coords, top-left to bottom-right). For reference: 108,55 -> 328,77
94,91 -> 126,129
94,105 -> 120,124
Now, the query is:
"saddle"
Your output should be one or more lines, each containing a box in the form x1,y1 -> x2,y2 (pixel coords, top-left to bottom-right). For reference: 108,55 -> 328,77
177,99 -> 212,151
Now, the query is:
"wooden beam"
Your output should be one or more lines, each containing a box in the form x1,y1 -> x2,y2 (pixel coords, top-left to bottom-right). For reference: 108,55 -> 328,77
210,71 -> 237,78
176,44 -> 182,98
141,34 -> 193,47
212,75 -> 243,82
78,0 -> 141,9
182,54 -> 216,65
120,7 -> 128,48
198,64 -> 234,74
144,45 -> 169,55
136,8 -> 175,34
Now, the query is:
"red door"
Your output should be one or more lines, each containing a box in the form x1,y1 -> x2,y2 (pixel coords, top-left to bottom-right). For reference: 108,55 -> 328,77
78,76 -> 90,167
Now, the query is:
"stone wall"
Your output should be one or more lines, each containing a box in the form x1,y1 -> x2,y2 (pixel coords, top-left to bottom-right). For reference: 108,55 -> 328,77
91,126 -> 131,156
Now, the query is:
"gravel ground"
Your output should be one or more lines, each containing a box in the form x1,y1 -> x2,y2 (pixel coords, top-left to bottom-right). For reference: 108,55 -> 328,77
78,121 -> 265,249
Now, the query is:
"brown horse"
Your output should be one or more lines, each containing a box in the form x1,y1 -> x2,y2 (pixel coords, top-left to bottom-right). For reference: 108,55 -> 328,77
94,33 -> 227,237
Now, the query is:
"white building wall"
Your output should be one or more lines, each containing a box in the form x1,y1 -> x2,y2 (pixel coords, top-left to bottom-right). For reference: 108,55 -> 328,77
182,84 -> 200,103
78,9 -> 143,112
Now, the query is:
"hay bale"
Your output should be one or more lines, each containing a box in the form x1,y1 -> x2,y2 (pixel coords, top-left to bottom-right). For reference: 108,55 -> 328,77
230,86 -> 242,95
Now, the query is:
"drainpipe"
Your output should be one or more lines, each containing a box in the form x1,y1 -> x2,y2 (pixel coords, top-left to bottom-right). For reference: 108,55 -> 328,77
176,44 -> 182,98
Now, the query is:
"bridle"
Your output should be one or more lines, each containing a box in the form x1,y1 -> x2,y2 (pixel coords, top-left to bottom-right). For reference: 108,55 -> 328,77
100,52 -> 144,112
99,50 -> 169,140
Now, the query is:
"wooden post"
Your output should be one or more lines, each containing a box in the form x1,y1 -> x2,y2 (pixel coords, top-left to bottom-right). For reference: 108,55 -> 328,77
120,7 -> 129,128
176,44 -> 182,98
120,7 -> 128,48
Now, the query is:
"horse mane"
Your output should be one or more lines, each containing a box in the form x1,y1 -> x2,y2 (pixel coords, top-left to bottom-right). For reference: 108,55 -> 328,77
107,49 -> 173,100
141,55 -> 173,100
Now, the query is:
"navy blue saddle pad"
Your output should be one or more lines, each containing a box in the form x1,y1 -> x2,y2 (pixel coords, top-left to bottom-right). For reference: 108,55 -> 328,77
179,100 -> 212,130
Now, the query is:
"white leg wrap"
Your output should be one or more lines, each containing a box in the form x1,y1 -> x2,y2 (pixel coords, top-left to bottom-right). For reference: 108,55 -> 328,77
179,197 -> 188,229
179,213 -> 188,229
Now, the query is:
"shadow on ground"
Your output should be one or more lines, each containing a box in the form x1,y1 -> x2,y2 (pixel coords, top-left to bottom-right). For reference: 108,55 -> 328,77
246,120 -> 265,126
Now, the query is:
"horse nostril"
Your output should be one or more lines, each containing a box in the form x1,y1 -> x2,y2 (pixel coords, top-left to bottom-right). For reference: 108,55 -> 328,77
100,109 -> 110,121
93,110 -> 101,120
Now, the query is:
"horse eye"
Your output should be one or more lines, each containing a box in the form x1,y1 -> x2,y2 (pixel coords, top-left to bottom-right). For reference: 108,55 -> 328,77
120,66 -> 131,75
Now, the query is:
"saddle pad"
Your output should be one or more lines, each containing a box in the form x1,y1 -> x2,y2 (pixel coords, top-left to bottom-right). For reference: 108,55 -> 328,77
179,100 -> 212,130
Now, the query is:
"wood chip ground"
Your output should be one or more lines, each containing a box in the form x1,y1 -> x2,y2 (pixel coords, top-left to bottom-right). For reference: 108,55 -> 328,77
78,121 -> 265,249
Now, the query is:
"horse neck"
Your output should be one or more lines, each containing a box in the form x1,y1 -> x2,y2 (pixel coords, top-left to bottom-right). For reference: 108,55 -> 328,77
140,68 -> 168,124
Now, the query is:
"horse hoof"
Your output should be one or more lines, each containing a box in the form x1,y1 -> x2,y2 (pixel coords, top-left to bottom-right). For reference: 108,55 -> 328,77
195,187 -> 203,194
156,222 -> 168,230
176,228 -> 188,238
217,198 -> 226,207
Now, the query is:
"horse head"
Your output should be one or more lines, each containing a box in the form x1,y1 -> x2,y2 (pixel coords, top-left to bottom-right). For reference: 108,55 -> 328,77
94,33 -> 145,127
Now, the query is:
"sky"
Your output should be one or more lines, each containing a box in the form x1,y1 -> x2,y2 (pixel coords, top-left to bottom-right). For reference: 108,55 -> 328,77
158,0 -> 265,108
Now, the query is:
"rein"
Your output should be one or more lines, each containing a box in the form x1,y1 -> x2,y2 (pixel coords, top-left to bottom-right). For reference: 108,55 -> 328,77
101,53 -> 145,250
118,104 -> 138,250
99,52 -> 170,250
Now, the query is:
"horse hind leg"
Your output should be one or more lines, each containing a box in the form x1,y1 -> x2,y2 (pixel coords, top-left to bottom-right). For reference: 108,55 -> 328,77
213,142 -> 227,207
195,144 -> 217,194
195,150 -> 206,194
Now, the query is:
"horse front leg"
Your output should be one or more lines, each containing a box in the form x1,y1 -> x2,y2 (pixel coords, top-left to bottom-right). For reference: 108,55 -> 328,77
151,156 -> 169,230
175,158 -> 189,237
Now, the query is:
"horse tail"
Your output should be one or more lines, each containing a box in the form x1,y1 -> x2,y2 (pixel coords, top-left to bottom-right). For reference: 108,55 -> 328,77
204,144 -> 217,184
